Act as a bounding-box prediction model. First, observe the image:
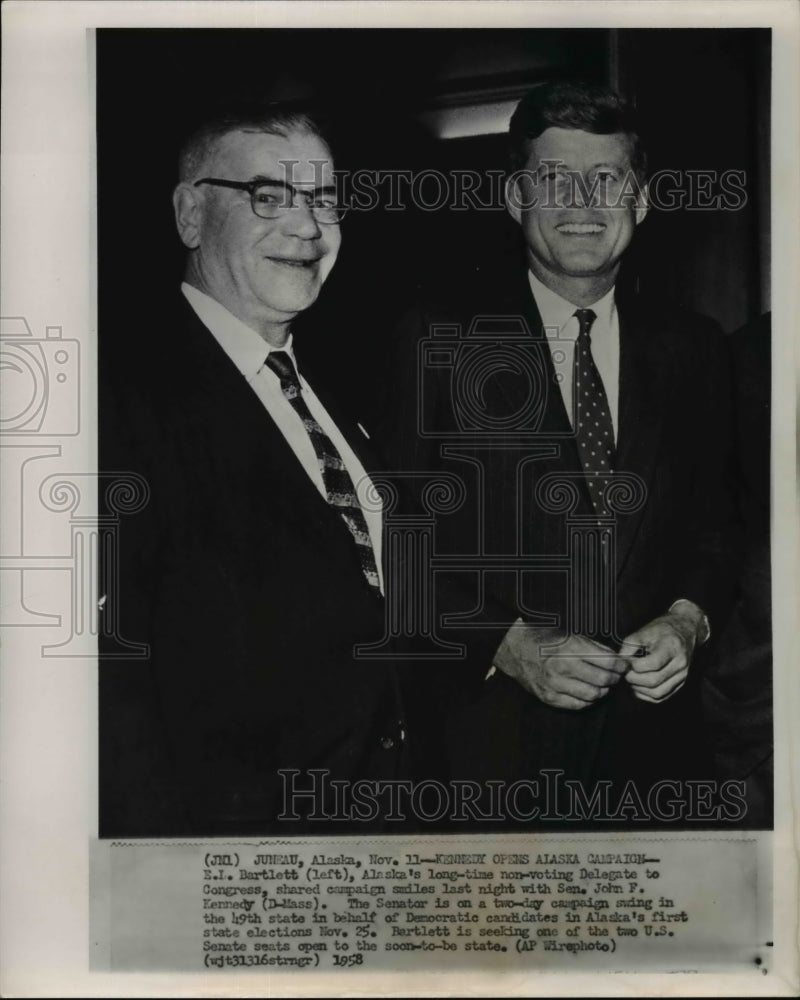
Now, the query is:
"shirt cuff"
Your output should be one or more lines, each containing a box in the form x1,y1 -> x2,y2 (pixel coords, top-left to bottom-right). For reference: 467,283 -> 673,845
487,617 -> 526,680
669,599 -> 711,645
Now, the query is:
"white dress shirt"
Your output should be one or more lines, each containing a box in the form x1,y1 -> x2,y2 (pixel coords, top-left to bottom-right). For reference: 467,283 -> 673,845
528,271 -> 620,439
182,282 -> 384,592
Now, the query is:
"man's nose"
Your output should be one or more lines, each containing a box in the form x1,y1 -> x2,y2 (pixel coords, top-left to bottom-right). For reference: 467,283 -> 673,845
281,202 -> 322,238
564,173 -> 590,209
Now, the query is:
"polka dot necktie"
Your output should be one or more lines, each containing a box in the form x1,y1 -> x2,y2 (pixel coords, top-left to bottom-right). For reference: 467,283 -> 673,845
266,350 -> 381,594
573,308 -> 615,516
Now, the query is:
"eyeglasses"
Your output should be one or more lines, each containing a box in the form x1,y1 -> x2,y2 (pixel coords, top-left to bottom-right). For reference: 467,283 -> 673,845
193,177 -> 346,225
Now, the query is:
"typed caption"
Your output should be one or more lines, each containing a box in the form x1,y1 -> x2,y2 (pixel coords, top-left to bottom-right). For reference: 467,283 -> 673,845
91,834 -> 768,973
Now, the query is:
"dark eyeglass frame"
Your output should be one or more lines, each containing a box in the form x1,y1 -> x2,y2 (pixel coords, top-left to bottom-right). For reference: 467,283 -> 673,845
193,177 -> 346,224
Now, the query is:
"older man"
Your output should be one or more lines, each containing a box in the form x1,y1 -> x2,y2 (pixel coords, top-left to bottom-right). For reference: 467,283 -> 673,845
380,82 -> 740,820
100,106 -> 407,836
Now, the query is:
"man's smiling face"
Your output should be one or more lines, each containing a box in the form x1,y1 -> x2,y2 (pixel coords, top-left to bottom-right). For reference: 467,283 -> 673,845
507,127 -> 647,295
178,128 -> 340,340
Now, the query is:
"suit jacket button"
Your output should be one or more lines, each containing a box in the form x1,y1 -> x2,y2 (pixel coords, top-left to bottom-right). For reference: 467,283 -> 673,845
380,736 -> 395,750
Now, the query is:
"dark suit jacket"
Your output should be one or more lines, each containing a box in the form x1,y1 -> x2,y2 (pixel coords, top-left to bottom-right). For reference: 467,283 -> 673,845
99,295 -> 408,837
702,313 -> 772,826
377,266 -> 740,812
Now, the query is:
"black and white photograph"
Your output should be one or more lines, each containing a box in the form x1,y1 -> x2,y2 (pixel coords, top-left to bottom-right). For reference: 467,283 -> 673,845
98,26 -> 771,837
1,1 -> 798,995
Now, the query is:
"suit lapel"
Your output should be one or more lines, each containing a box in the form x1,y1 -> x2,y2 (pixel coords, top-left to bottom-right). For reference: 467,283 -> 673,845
614,299 -> 674,574
511,276 -> 590,489
493,273 -> 581,444
298,353 -> 383,473
177,302 -> 372,569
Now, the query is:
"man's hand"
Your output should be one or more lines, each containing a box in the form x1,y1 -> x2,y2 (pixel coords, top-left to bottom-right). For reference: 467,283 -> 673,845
621,603 -> 706,704
493,625 -> 630,711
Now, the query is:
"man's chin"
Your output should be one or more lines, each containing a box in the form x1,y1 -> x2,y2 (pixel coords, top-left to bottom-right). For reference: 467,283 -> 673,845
553,253 -> 616,278
256,277 -> 323,314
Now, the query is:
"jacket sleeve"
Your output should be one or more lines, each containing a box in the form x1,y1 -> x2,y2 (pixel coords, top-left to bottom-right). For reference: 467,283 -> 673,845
373,301 -> 521,700
98,375 -> 191,836
672,318 -> 743,642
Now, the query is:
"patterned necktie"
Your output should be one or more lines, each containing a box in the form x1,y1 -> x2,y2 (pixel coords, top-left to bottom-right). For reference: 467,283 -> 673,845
573,308 -> 615,516
265,350 -> 381,594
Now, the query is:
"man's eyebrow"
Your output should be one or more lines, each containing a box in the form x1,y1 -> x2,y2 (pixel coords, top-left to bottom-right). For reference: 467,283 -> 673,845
533,161 -> 625,175
532,162 -> 568,178
250,175 -> 337,195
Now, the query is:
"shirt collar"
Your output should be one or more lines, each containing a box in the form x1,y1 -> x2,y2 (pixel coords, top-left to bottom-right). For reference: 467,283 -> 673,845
181,281 -> 293,382
527,270 -> 616,340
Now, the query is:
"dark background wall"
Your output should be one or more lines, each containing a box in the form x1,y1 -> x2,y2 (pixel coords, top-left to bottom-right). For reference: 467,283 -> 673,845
97,28 -> 769,407
615,29 -> 769,329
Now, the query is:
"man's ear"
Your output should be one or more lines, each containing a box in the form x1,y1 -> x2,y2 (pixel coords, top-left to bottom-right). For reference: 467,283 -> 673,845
635,181 -> 649,226
504,173 -> 524,226
173,183 -> 203,249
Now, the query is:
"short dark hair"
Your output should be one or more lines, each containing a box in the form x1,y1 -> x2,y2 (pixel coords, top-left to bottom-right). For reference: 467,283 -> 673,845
177,102 -> 331,182
508,81 -> 647,182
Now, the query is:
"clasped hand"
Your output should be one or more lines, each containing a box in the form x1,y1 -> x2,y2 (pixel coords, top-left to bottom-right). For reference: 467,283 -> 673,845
493,609 -> 700,710
619,607 -> 700,704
